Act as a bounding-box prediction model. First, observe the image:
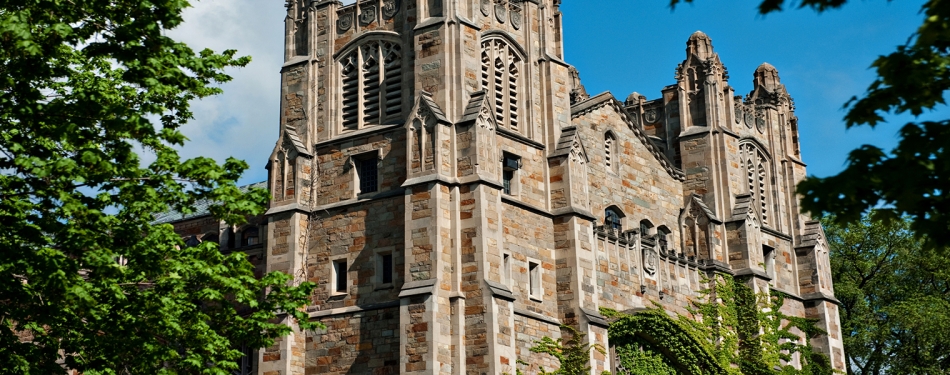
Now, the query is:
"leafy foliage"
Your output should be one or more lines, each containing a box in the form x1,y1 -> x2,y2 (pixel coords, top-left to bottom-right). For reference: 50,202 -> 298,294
527,276 -> 831,375
672,0 -> 950,251
526,325 -> 608,375
824,212 -> 950,374
0,0 -> 318,373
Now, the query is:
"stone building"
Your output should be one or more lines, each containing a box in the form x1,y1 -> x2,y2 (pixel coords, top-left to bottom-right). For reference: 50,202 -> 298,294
158,0 -> 845,373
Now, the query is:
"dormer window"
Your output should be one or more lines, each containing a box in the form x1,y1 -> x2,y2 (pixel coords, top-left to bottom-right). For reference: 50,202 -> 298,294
481,38 -> 523,133
340,40 -> 403,131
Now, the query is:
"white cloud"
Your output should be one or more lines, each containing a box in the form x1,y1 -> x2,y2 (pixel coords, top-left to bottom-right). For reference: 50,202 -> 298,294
165,0 -> 285,185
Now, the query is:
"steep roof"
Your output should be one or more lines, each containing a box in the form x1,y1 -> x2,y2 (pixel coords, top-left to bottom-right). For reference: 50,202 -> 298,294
151,181 -> 267,225
550,126 -> 589,162
570,92 -> 685,181
459,91 -> 487,124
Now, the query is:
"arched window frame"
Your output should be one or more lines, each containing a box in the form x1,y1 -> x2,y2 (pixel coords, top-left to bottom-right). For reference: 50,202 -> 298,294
480,36 -> 524,134
338,37 -> 403,131
604,206 -> 624,231
657,225 -> 672,253
740,141 -> 775,228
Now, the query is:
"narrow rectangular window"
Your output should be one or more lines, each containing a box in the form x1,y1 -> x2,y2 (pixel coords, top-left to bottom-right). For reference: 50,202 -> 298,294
381,253 -> 394,284
529,261 -> 540,298
502,254 -> 511,286
356,154 -> 378,194
333,259 -> 347,293
763,245 -> 776,279
502,153 -> 520,195
503,170 -> 514,194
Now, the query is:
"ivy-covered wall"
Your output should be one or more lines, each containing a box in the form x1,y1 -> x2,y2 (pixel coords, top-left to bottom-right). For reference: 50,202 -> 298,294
523,274 -> 834,375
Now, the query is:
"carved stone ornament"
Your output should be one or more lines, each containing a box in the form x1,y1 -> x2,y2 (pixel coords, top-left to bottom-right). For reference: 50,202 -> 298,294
734,106 -> 742,124
643,247 -> 657,275
744,111 -> 754,129
510,4 -> 523,29
382,0 -> 399,19
756,111 -> 766,133
359,5 -> 376,26
645,109 -> 658,123
337,12 -> 353,32
477,107 -> 494,130
495,0 -> 507,23
480,0 -> 491,16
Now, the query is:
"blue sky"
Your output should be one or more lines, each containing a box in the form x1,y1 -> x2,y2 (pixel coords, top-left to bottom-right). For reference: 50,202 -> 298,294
170,0 -> 945,184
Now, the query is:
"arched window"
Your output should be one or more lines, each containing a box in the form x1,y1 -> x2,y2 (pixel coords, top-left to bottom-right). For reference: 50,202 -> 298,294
481,38 -> 523,133
605,207 -> 623,231
741,142 -> 773,227
657,226 -> 672,252
604,132 -> 617,172
241,226 -> 260,247
639,219 -> 655,237
340,40 -> 403,130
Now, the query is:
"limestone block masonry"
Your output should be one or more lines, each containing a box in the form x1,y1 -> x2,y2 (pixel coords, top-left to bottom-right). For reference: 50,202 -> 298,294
161,1 -> 846,374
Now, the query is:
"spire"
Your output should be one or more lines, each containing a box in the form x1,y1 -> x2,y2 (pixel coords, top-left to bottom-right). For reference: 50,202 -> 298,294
686,30 -> 715,60
753,62 -> 782,92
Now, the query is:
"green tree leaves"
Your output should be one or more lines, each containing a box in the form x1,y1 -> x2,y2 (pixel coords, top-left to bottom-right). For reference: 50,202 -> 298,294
0,0 -> 317,373
824,213 -> 950,374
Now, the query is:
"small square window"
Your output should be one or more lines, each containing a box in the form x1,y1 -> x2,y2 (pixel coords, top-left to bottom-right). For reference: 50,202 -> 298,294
355,153 -> 379,194
333,259 -> 348,294
379,253 -> 394,285
529,261 -> 541,299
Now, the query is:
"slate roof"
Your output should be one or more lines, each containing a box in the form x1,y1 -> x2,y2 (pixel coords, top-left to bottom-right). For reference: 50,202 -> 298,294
731,193 -> 754,220
459,91 -> 487,123
550,126 -> 587,161
689,193 -> 720,222
284,126 -> 311,156
419,91 -> 449,123
151,181 -> 268,225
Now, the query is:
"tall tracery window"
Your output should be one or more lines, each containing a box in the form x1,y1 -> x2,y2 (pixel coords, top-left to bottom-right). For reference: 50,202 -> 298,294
742,142 -> 773,227
481,38 -> 523,133
340,40 -> 403,131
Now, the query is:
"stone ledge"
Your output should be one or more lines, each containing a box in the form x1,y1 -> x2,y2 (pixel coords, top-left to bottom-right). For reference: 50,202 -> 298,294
580,307 -> 609,328
733,267 -> 773,281
485,279 -> 515,301
314,123 -> 401,148
398,279 -> 437,298
514,308 -> 561,327
307,300 -> 400,319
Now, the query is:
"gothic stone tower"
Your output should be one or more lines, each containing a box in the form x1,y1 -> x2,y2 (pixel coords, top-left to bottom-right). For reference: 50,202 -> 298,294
254,1 -> 845,374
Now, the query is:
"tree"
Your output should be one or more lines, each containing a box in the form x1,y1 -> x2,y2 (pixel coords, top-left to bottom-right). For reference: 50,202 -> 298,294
673,0 -> 950,251
823,212 -> 950,374
0,1 -> 318,373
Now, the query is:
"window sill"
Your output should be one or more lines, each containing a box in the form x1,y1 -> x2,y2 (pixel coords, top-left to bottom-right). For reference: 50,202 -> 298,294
374,283 -> 394,291
529,296 -> 542,303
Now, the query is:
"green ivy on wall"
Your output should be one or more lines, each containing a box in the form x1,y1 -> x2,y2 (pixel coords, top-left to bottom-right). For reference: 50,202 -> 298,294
522,273 -> 835,375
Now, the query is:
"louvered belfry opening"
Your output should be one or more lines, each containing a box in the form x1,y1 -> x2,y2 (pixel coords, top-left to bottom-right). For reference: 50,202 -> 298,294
742,143 -> 772,227
480,38 -> 523,133
339,40 -> 403,131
